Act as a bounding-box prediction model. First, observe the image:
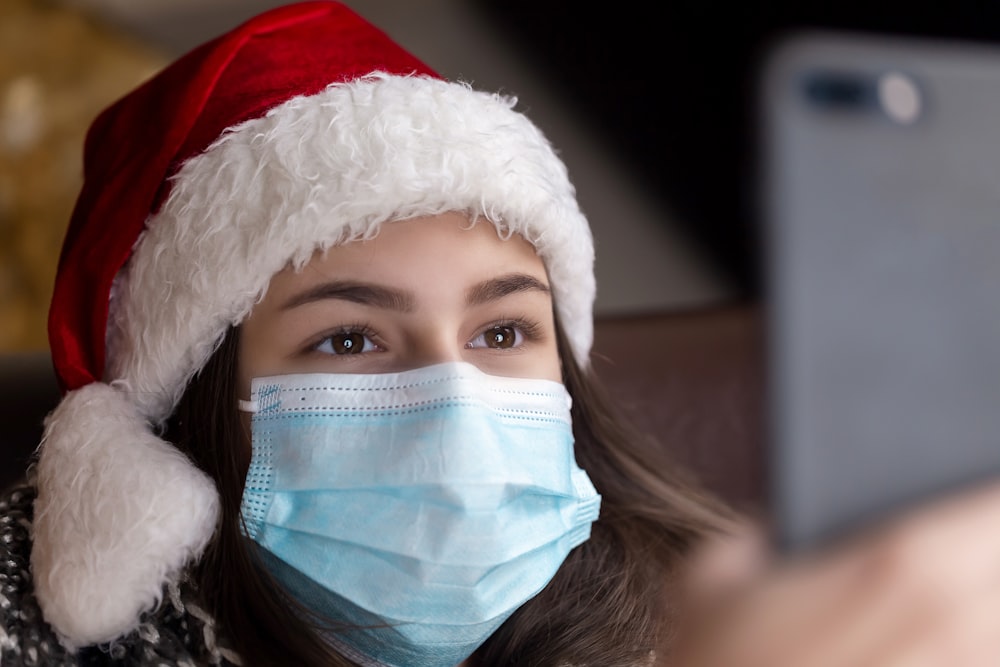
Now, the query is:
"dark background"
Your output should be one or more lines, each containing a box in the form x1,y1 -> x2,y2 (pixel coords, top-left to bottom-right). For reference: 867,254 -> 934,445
476,0 -> 1000,296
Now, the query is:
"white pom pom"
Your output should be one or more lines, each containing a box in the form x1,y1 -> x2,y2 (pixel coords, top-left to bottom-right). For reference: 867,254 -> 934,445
32,383 -> 220,648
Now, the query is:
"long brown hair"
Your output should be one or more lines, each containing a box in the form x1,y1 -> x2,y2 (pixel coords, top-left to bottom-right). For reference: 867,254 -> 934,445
166,318 -> 729,666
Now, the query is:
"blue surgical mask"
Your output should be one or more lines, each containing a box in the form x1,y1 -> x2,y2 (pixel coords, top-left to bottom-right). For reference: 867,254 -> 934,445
239,361 -> 601,667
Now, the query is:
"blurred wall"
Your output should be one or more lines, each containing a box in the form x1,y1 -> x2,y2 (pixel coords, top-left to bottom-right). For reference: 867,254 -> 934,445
0,0 -> 164,351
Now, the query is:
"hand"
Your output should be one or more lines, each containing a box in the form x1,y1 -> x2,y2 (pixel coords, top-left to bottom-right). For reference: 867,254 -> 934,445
669,482 -> 1000,667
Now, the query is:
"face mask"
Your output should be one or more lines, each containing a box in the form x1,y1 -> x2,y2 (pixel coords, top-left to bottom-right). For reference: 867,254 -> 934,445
238,361 -> 601,667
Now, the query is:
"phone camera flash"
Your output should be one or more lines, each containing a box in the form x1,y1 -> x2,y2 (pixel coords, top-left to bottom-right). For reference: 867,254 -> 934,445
878,72 -> 921,124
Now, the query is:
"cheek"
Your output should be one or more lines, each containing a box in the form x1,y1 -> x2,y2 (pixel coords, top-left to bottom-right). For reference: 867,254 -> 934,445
543,340 -> 563,383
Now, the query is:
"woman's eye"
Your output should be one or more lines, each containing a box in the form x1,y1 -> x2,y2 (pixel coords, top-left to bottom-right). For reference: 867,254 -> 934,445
314,332 -> 379,355
469,325 -> 522,350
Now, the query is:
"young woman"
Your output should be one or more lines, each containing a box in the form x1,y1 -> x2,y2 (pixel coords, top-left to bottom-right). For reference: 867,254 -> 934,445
3,3 -> 722,664
5,2 -> 1000,666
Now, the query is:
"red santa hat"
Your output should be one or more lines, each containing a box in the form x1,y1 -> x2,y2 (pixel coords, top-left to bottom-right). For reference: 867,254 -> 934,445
35,1 -> 595,649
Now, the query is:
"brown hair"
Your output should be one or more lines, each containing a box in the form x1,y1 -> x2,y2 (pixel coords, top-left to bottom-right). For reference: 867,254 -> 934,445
166,318 -> 729,666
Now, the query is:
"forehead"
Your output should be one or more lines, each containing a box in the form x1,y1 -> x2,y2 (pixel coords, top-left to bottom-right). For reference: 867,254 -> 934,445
263,212 -> 547,299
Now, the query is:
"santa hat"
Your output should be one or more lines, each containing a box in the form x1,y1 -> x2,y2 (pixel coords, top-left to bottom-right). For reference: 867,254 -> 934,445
33,0 -> 594,650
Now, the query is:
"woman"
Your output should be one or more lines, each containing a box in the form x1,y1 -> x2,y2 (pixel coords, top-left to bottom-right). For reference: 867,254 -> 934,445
7,3 -> 721,664
5,2 -> 1000,666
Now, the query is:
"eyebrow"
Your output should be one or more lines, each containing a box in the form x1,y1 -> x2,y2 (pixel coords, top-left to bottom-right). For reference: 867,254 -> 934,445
281,281 -> 416,312
280,273 -> 550,313
465,273 -> 551,307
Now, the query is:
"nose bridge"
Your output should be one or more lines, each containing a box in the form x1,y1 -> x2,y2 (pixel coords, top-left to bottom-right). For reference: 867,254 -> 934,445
404,321 -> 464,370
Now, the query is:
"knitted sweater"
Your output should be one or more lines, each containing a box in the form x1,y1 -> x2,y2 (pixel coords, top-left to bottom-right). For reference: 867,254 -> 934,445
0,484 -> 241,666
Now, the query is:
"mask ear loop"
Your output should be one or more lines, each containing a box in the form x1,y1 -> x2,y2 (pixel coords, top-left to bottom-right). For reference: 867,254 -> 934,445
238,399 -> 259,413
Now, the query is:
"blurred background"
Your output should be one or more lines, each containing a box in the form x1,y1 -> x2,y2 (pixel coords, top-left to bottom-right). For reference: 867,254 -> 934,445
2,0 -> 999,352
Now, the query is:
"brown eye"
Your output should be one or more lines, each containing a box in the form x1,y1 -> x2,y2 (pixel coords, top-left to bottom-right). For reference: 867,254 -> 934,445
468,322 -> 532,351
484,325 -> 517,349
331,333 -> 365,354
315,332 -> 376,355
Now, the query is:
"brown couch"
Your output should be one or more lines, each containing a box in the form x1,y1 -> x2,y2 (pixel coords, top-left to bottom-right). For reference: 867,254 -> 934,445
0,303 -> 765,512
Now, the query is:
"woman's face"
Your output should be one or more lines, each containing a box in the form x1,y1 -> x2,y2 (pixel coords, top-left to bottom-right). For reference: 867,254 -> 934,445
238,211 -> 562,399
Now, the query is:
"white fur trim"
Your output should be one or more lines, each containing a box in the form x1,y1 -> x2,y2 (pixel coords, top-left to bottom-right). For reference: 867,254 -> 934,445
32,383 -> 220,649
107,73 -> 595,424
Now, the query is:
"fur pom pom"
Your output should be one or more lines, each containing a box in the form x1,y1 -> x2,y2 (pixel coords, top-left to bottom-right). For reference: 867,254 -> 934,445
31,383 -> 220,649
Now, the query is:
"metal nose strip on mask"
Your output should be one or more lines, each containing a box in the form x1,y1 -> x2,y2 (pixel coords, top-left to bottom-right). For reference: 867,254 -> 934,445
248,363 -> 570,422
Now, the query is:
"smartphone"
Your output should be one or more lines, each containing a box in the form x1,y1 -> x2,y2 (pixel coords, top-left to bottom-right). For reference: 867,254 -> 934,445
762,32 -> 1000,551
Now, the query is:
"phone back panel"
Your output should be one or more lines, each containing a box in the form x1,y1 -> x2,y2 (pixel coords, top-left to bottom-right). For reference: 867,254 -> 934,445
763,33 -> 1000,549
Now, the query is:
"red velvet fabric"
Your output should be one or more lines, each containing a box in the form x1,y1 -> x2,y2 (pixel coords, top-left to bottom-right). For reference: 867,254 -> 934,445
49,1 -> 438,392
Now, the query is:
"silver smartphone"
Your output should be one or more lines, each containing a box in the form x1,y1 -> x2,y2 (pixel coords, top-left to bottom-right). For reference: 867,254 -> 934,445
762,32 -> 1000,550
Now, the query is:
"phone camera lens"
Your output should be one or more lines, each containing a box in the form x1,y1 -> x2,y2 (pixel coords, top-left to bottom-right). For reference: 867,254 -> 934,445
801,70 -> 875,111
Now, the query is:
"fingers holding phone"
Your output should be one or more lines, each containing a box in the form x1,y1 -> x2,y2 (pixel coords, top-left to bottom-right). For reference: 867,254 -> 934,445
673,482 -> 1000,667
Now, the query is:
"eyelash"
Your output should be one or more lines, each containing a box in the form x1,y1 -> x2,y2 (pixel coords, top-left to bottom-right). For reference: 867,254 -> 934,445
306,322 -> 382,356
468,317 -> 543,350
